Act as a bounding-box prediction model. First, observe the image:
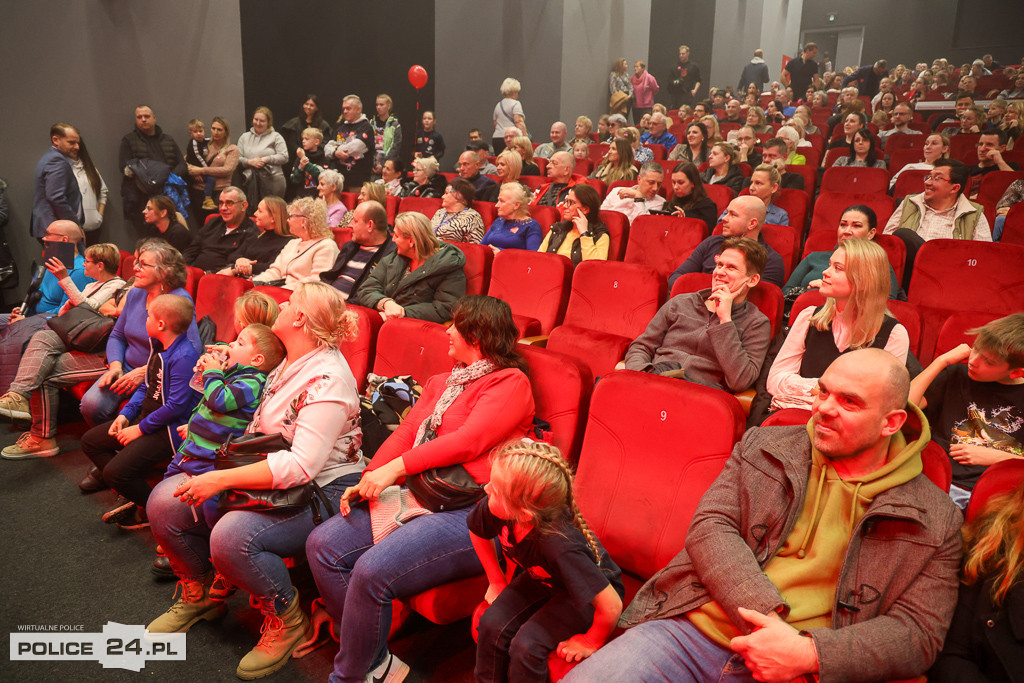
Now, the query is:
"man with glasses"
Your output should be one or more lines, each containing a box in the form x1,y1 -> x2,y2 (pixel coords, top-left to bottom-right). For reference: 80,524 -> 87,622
885,158 -> 990,242
600,162 -> 666,224
4,220 -> 90,324
531,151 -> 581,209
183,186 -> 255,272
878,103 -> 922,144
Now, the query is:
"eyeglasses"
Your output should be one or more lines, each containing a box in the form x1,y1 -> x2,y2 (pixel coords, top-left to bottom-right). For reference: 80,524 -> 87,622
923,174 -> 950,183
134,260 -> 157,270
219,199 -> 243,206
288,213 -> 306,219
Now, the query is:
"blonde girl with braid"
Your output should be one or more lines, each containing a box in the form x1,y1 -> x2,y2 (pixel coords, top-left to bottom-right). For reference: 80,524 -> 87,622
469,439 -> 625,681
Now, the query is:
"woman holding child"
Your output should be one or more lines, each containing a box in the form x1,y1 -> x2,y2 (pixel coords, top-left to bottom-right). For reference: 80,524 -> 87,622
146,282 -> 365,681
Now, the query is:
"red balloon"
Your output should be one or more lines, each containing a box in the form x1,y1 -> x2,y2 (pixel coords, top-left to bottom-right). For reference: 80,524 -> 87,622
408,65 -> 428,90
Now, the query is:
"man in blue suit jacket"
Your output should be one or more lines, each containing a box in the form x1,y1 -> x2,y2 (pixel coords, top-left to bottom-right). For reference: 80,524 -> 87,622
31,124 -> 83,239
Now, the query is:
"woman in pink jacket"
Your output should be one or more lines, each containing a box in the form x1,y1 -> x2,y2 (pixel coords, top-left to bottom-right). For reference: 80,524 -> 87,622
632,60 -> 660,121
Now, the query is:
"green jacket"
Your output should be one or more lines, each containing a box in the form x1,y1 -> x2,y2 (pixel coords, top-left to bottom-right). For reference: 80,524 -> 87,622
897,193 -> 984,240
350,242 -> 466,322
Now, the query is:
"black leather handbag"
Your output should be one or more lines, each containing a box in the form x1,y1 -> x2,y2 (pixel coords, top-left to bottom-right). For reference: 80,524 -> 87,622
406,463 -> 485,513
46,303 -> 115,353
214,433 -> 334,524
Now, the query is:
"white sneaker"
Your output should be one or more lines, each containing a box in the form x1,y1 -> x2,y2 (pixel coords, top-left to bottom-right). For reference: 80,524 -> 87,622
366,651 -> 409,683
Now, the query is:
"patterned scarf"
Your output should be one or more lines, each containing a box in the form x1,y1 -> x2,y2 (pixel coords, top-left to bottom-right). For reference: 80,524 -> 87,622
414,359 -> 497,446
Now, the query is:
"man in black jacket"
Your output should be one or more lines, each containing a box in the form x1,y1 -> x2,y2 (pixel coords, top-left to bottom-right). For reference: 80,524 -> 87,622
320,200 -> 394,299
183,186 -> 255,272
119,106 -> 185,233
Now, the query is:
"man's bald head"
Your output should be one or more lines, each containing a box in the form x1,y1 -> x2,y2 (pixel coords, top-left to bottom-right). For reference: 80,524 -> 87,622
721,196 -> 766,238
833,348 -> 910,413
548,151 -> 575,182
45,220 -> 84,244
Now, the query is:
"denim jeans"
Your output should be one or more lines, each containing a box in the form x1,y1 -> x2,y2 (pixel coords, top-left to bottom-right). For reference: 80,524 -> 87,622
306,503 -> 483,683
562,617 -> 757,683
80,375 -> 131,427
148,471 -> 359,615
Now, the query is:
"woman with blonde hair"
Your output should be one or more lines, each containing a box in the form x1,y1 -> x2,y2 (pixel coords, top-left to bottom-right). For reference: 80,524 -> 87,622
700,115 -> 723,144
492,77 -> 528,154
932,478 -> 1024,681
570,116 -> 593,146
253,197 -> 339,289
767,238 -> 909,410
351,211 -> 467,322
146,281 -> 364,680
494,149 -> 523,185
339,181 -> 386,229
481,183 -> 543,252
511,136 -> 541,176
590,139 -> 637,183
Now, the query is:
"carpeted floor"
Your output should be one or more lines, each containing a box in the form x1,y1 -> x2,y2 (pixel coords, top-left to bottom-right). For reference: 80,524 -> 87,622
0,418 -> 476,682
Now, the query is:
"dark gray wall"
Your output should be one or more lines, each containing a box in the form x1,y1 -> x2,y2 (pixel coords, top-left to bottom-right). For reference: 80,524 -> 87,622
801,0 -> 1024,69
0,0 -> 245,301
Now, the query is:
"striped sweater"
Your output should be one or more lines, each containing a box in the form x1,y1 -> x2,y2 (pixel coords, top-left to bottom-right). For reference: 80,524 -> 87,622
171,364 -> 268,474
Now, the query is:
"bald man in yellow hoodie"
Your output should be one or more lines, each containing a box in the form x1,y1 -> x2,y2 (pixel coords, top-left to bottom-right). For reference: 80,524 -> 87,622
565,348 -> 963,683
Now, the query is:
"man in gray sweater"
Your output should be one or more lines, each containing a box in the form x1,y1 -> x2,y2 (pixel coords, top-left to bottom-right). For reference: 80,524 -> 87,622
624,236 -> 771,392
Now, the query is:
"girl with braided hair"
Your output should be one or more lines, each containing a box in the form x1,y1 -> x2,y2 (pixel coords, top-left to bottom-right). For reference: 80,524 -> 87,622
470,439 -> 624,681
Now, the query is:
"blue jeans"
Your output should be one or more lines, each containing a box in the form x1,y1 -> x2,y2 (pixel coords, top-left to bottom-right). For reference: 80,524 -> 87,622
306,503 -> 483,683
562,617 -> 757,683
148,471 -> 358,615
80,375 -> 131,427
992,215 -> 1006,242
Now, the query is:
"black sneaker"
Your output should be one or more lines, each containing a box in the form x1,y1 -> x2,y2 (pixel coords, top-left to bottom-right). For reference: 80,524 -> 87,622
117,506 -> 149,530
102,496 -> 135,524
152,553 -> 176,580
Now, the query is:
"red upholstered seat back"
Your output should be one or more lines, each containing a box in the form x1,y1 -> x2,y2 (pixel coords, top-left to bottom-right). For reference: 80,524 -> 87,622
933,311 -> 1002,360
450,242 -> 493,296
703,184 -> 735,216
252,285 -> 291,304
975,171 -> 1024,227
372,318 -> 454,383
965,460 -> 1024,523
908,240 -> 1024,362
185,266 -> 203,299
810,192 -> 894,234
892,169 -> 929,200
331,226 -> 353,250
487,250 -> 572,335
820,167 -> 891,194
339,304 -> 382,393
195,273 -> 253,343
562,261 -> 665,338
118,250 -> 135,279
624,215 -> 707,279
471,201 -> 497,228
528,205 -> 561,235
597,210 -> 630,261
519,345 -> 593,460
398,196 -> 443,219
574,371 -> 745,580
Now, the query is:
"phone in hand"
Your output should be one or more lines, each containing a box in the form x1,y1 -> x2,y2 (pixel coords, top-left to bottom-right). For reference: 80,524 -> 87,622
43,241 -> 75,269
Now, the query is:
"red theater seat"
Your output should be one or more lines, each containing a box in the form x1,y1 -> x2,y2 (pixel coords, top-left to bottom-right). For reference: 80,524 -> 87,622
809,192 -> 894,234
1003,203 -> 1024,245
528,205 -> 561,235
339,304 -> 382,393
472,201 -> 497,227
118,250 -> 135,279
371,318 -> 454,382
892,169 -> 929,200
624,215 -> 707,280
548,371 -> 745,680
450,242 -> 493,296
331,226 -> 353,250
975,170 -> 1024,228
965,460 -> 1024,524
185,266 -> 203,299
252,285 -> 291,304
487,250 -> 572,337
398,196 -> 443,219
195,273 -> 253,342
597,210 -> 630,261
703,184 -> 735,216
908,240 -> 1024,362
821,167 -> 890,194
546,262 -> 665,378
933,311 -> 1002,359
385,194 -> 399,225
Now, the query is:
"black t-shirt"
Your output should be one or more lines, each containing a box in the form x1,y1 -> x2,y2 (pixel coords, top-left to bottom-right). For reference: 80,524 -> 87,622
969,162 -> 1021,178
414,131 -> 446,160
785,57 -> 819,96
467,497 -> 624,607
924,364 -> 1024,490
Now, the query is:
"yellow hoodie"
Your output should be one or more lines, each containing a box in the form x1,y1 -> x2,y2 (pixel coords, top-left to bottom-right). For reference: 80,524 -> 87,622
689,410 -> 927,647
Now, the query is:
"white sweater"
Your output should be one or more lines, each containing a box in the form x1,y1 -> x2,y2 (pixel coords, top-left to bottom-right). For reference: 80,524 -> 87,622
252,237 -> 339,290
252,346 -> 365,488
